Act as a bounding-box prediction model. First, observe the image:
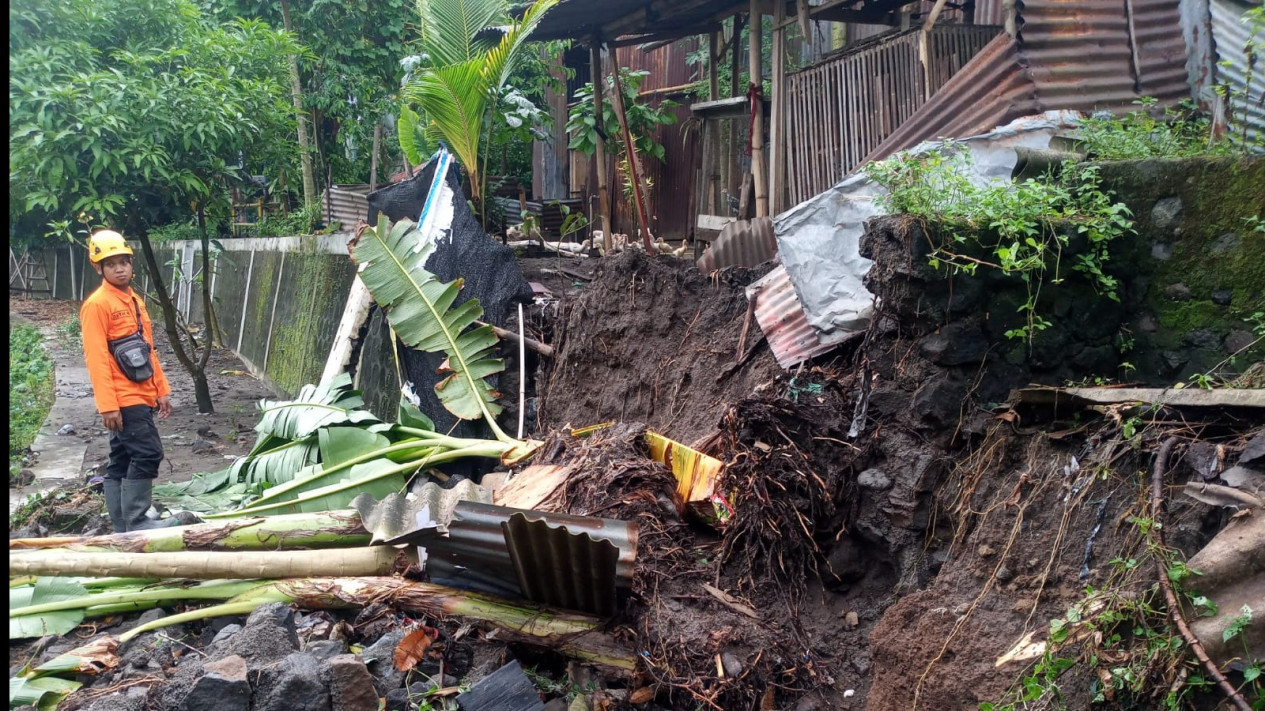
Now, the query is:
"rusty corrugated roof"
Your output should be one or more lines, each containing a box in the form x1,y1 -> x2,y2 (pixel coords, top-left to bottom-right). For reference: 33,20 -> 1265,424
324,185 -> 371,230
862,0 -> 1202,163
746,264 -> 853,368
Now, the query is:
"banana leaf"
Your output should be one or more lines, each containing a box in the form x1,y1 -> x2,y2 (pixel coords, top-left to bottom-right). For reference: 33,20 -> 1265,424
8,675 -> 80,711
351,214 -> 506,429
254,373 -> 379,441
10,577 -> 90,639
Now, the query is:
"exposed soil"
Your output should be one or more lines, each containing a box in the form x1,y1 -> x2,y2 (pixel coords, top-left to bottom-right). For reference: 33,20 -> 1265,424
8,245 -> 1262,711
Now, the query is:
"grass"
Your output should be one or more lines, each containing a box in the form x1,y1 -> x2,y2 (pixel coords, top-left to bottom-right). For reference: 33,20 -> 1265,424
10,323 -> 55,480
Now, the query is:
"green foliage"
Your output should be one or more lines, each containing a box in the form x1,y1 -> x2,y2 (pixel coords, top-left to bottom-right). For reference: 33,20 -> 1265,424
9,0 -> 301,244
253,203 -> 323,237
202,0 -> 413,185
398,0 -> 560,202
983,516 -> 1263,710
1076,98 -> 1221,160
867,146 -> 1134,343
10,325 -> 55,478
566,69 -> 678,162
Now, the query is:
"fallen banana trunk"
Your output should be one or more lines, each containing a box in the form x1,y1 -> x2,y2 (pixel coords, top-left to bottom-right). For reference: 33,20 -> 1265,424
10,545 -> 404,579
109,577 -> 635,671
8,510 -> 371,553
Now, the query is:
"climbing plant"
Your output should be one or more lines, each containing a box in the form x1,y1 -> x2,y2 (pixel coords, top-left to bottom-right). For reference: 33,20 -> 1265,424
866,146 -> 1133,343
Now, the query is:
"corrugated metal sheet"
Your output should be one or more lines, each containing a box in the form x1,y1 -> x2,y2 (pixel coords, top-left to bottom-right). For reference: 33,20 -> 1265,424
859,0 -> 1200,164
505,512 -> 620,615
747,264 -> 848,368
352,483 -> 491,545
1211,0 -> 1264,147
324,184 -> 371,229
387,500 -> 639,614
785,25 -> 1001,204
696,216 -> 778,270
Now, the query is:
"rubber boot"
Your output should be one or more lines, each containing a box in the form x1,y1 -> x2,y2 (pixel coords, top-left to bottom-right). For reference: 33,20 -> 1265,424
102,478 -> 127,533
121,479 -> 180,530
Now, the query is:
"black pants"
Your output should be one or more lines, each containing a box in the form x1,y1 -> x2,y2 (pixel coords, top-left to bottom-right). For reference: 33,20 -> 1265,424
105,404 -> 165,480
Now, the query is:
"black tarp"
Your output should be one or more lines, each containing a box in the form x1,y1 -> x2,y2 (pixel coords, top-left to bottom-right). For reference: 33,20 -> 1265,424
365,158 -> 533,470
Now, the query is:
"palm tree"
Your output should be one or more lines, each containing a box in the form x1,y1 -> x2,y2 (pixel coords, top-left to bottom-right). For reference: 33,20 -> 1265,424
400,0 -> 559,204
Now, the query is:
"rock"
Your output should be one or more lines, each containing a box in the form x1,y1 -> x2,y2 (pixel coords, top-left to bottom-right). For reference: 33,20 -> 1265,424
196,427 -> 220,439
851,655 -> 871,676
223,602 -> 299,667
181,655 -> 250,711
918,322 -> 989,366
843,611 -> 860,629
191,439 -> 219,454
1241,435 -> 1265,467
1161,350 -> 1189,372
913,375 -> 968,429
995,565 -> 1014,583
542,700 -> 570,711
79,690 -> 148,711
57,424 -> 75,435
210,623 -> 242,647
384,688 -> 414,711
721,652 -> 744,677
1151,196 -> 1183,234
978,544 -> 996,557
252,652 -> 331,711
1219,466 -> 1265,495
1211,233 -> 1241,254
303,639 -> 347,662
1225,330 -> 1255,355
361,629 -> 408,696
456,660 -> 545,711
1164,283 -> 1192,301
1150,242 -> 1173,260
856,468 -> 892,490
1211,289 -> 1233,306
1135,313 -> 1159,333
327,655 -> 380,711
1184,329 -> 1222,351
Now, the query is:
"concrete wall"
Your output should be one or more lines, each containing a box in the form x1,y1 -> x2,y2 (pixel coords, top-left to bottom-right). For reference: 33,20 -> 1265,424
15,235 -> 401,420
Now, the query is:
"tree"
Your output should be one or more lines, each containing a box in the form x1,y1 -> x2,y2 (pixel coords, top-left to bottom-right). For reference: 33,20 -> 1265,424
399,0 -> 560,206
9,0 -> 301,413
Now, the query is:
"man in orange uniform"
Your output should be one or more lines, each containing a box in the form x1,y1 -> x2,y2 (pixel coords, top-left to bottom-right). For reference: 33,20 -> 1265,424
81,230 -> 190,531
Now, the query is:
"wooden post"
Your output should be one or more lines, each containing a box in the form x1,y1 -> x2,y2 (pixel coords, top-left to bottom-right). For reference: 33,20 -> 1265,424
748,0 -> 768,218
726,13 -> 744,214
708,31 -> 720,101
608,64 -> 655,251
590,42 -> 613,253
369,120 -> 382,192
770,0 -> 786,214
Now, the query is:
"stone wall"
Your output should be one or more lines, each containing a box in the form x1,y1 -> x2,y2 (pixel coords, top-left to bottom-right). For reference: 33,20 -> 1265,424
860,155 -> 1264,404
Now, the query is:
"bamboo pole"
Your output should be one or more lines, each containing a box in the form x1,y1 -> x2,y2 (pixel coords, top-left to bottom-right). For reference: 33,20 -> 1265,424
590,41 -> 613,253
770,0 -> 786,214
607,60 -> 655,251
749,0 -> 768,218
10,545 -> 403,579
9,510 -> 372,553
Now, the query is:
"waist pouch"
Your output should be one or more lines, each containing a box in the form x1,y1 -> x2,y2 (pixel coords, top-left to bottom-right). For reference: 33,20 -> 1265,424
109,298 -> 155,383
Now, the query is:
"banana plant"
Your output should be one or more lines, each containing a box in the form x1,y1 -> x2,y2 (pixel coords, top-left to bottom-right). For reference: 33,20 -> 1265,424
400,0 -> 559,203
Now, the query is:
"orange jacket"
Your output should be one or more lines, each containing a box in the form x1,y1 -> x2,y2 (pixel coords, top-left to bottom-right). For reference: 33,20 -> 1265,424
81,282 -> 172,414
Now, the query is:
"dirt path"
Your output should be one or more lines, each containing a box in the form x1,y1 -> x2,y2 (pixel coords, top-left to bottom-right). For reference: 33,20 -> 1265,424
9,298 -> 276,501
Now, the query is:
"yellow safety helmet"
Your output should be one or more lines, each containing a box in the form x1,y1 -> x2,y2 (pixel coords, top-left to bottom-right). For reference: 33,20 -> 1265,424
88,230 -> 133,263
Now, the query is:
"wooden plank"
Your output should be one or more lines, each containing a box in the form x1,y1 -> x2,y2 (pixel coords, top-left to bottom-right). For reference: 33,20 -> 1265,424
697,213 -> 738,231
494,464 -> 571,512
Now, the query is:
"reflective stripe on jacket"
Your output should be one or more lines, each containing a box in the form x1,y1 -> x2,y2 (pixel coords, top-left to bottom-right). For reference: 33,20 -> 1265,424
81,282 -> 171,413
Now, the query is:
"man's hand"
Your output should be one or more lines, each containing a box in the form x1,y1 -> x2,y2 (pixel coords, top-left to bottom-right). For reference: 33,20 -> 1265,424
102,410 -> 123,431
157,396 -> 172,420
